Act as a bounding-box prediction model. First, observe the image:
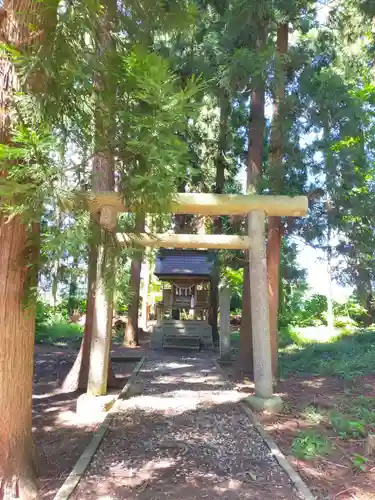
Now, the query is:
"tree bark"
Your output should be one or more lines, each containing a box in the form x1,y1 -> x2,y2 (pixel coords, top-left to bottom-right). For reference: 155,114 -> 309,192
61,239 -> 98,392
211,90 -> 231,346
62,1 -> 118,393
124,213 -> 145,346
0,2 -> 44,497
0,217 -> 39,499
266,23 -> 288,378
235,32 -> 266,378
62,228 -> 119,392
326,224 -> 334,332
67,257 -> 78,316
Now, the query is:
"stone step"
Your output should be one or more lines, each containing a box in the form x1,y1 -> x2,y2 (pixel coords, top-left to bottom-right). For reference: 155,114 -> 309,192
163,335 -> 201,350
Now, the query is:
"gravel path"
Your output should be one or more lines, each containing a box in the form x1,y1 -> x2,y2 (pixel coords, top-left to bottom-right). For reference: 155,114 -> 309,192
72,353 -> 302,499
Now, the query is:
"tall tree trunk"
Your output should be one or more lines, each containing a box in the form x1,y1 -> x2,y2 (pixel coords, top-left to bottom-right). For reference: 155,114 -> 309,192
326,220 -> 334,332
266,23 -> 288,378
0,2 -> 44,497
211,90 -> 231,346
124,213 -> 145,347
67,256 -> 79,315
0,218 -> 39,499
235,33 -> 266,377
62,0 -> 119,392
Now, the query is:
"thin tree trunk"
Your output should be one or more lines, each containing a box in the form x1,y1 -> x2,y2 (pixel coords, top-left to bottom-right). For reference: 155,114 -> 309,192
326,226 -> 334,332
124,213 -> 145,346
0,2 -> 43,496
61,239 -> 98,392
67,256 -> 79,316
235,32 -> 266,377
266,23 -> 288,378
211,90 -> 231,346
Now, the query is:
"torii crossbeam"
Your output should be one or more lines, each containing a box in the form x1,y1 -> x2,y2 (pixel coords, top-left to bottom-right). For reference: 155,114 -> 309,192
83,191 -> 308,412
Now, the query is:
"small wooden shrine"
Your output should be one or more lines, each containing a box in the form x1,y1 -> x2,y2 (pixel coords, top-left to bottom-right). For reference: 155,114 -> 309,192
151,249 -> 215,350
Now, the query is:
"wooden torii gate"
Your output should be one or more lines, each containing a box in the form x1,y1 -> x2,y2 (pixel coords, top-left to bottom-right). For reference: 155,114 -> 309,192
87,192 -> 308,411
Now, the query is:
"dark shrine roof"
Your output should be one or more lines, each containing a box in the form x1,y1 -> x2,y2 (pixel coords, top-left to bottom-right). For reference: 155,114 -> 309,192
155,249 -> 215,279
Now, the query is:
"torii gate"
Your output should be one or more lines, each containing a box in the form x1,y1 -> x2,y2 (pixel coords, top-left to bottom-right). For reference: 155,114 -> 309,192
87,192 -> 308,411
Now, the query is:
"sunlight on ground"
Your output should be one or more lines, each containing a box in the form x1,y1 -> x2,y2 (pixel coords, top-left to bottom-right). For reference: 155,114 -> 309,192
300,378 -> 326,388
295,326 -> 339,342
56,408 -> 105,426
109,458 -> 176,487
32,391 -> 59,400
151,373 -> 224,386
142,362 -> 194,372
120,388 -> 245,415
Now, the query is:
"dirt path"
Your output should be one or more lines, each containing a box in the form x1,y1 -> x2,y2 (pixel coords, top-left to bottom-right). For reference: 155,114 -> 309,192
72,353 -> 302,499
32,345 -> 138,499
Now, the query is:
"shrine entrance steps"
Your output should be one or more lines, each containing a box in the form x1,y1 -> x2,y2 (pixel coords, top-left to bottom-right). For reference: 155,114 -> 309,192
150,320 -> 214,350
71,353 -> 303,500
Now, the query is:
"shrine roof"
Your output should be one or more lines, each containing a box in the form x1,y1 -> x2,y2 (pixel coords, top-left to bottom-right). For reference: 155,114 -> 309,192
154,249 -> 215,280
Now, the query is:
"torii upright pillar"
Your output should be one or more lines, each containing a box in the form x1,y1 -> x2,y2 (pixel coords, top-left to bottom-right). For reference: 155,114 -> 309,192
246,210 -> 283,412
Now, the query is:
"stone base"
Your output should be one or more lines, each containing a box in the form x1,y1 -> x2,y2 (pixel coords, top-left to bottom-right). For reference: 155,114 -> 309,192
76,393 -> 117,416
244,395 -> 283,413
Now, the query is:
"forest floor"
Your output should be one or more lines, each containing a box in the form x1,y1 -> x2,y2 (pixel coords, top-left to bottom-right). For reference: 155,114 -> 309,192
71,352 -> 302,500
33,343 -> 142,499
223,327 -> 375,500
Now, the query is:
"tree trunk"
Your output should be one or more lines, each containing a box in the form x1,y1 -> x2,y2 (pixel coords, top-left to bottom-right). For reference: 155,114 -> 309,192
62,231 -> 119,393
266,23 -> 288,378
211,90 -> 231,346
0,217 -> 39,499
63,0 -> 119,394
0,2 -> 45,496
235,32 -> 266,377
326,230 -> 334,332
67,256 -> 79,315
61,239 -> 98,392
124,213 -> 145,347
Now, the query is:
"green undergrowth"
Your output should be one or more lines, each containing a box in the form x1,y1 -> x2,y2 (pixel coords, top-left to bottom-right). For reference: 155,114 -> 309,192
35,321 -> 83,345
291,430 -> 330,460
279,326 -> 375,379
290,389 -> 375,463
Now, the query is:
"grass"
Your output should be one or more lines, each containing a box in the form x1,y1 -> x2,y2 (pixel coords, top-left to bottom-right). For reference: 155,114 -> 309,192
279,327 -> 375,379
35,321 -> 83,345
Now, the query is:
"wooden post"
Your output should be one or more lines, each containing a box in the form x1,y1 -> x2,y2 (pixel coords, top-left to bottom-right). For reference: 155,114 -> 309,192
219,287 -> 231,359
246,210 -> 282,411
141,250 -> 150,330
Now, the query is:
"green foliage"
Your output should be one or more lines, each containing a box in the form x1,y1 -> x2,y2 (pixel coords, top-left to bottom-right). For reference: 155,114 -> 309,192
36,299 -> 69,325
291,431 -> 329,460
330,413 -> 366,439
278,240 -> 309,329
35,299 -> 83,344
35,322 -> 83,345
280,328 -> 375,379
351,454 -> 369,473
221,266 -> 243,311
342,395 -> 375,429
